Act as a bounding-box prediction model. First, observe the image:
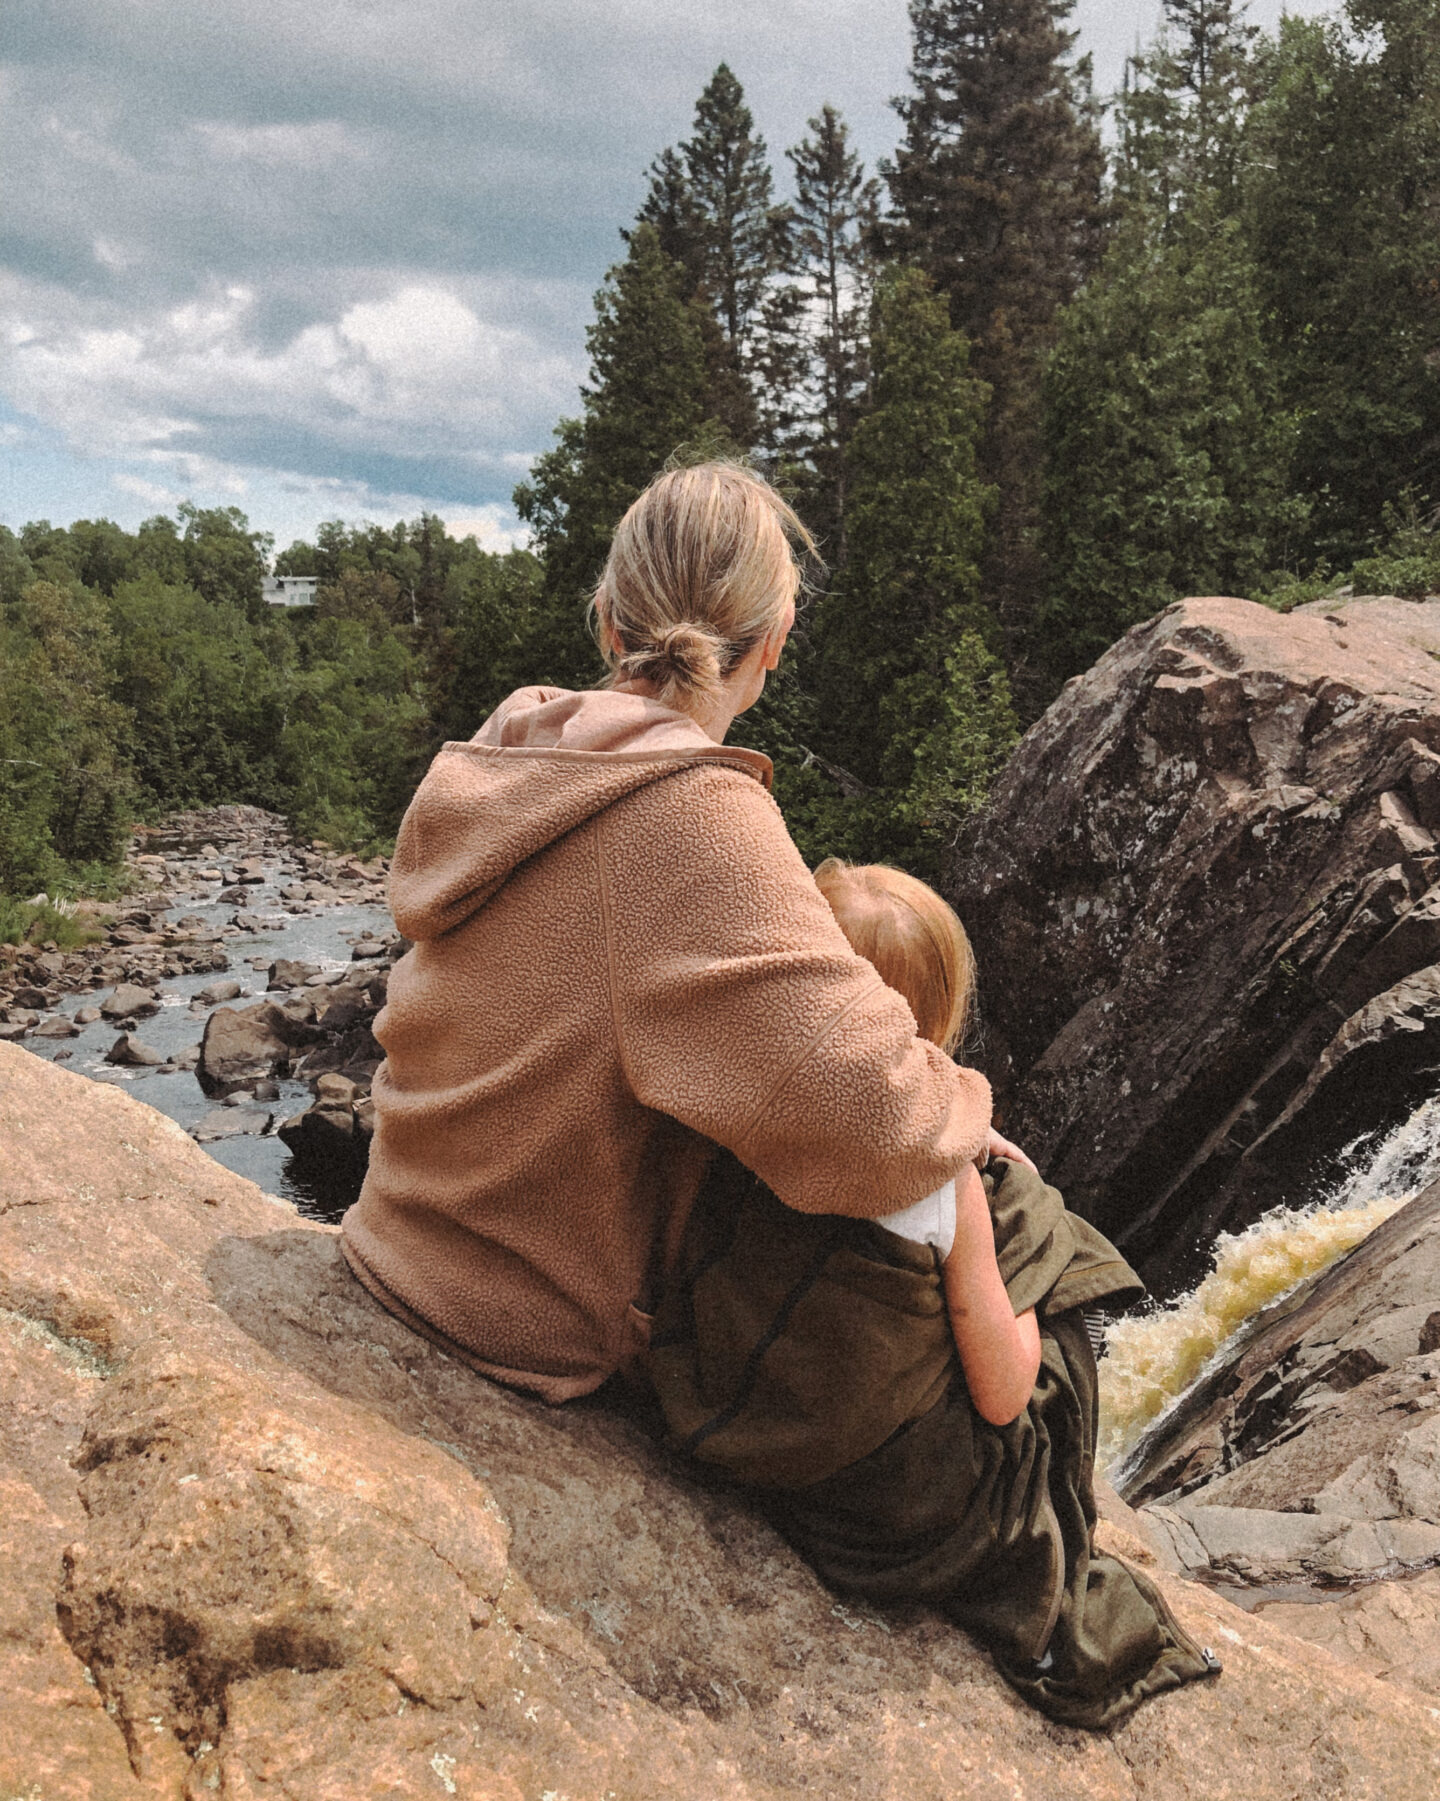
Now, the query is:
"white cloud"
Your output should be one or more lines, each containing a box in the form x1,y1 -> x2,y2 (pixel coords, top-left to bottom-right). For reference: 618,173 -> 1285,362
112,472 -> 179,506
192,119 -> 362,169
439,507 -> 532,553
0,271 -> 579,475
0,0 -> 1335,543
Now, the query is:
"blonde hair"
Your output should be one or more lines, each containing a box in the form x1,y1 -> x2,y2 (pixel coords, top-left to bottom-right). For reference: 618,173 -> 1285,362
814,860 -> 977,1055
592,460 -> 817,709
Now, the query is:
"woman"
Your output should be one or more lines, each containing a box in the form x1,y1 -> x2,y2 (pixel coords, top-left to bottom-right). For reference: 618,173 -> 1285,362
341,461 -> 1007,1400
342,461 -> 1217,1728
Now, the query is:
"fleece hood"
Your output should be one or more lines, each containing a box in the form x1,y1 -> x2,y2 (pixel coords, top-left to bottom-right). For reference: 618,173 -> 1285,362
388,686 -> 773,942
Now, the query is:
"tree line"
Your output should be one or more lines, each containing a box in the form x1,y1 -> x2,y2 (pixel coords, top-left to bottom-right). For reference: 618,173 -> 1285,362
0,506 -> 541,905
3,0 -> 1438,914
505,0 -> 1440,872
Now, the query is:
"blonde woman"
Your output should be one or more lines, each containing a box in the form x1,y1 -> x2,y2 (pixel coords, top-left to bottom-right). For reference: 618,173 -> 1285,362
343,460 -> 1006,1396
343,460 -> 1215,1728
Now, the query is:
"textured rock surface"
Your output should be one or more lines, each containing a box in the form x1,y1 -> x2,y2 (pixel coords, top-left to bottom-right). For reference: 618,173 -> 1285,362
1255,1569 -> 1440,1700
1120,1178 -> 1440,1511
1110,1179 -> 1440,1595
951,594 -> 1440,1290
4,1046 -> 1440,1797
198,998 -> 324,1096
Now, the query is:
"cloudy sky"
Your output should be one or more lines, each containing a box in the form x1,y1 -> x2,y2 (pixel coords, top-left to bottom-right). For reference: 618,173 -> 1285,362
0,0 -> 1328,555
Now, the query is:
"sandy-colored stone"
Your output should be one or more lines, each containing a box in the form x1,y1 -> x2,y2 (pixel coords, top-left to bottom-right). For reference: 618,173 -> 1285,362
1256,1568 -> 1440,1700
5,1043 -> 1440,1798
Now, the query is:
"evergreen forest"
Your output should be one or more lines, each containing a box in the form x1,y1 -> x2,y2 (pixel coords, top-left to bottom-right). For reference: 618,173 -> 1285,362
4,0 -> 1439,924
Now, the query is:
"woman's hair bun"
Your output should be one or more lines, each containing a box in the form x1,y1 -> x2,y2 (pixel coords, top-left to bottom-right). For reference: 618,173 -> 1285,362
617,621 -> 726,704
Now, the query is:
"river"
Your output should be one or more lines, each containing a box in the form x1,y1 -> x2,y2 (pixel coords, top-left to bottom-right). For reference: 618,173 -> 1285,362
1097,1097 -> 1440,1471
17,825 -> 392,1221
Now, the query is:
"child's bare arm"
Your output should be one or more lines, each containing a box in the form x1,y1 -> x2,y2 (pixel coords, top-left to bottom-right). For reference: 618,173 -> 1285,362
942,1162 -> 1043,1425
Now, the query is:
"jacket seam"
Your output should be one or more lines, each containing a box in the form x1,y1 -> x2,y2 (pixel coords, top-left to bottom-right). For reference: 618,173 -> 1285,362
440,740 -> 772,788
593,808 -> 636,1097
733,974 -> 886,1160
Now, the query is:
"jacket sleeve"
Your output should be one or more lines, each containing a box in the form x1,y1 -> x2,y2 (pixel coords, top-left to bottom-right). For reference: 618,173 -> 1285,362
598,764 -> 993,1218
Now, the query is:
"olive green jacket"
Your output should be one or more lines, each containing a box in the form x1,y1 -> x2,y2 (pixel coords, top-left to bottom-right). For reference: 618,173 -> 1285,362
649,1156 -> 1217,1730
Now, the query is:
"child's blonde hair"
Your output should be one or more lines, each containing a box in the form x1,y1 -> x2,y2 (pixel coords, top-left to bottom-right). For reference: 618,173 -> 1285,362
814,859 -> 976,1055
592,460 -> 817,710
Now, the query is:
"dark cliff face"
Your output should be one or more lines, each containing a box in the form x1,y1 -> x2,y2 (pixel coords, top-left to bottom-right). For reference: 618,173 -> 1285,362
950,594 -> 1440,1296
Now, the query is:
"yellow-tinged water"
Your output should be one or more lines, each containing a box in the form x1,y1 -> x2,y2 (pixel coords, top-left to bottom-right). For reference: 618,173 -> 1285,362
1096,1194 -> 1407,1470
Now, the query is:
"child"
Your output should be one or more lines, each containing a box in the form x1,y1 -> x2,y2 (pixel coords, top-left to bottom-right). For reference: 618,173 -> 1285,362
648,860 -> 1219,1729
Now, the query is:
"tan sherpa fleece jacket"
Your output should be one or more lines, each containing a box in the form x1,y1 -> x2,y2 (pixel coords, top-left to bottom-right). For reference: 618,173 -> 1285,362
341,685 -> 993,1401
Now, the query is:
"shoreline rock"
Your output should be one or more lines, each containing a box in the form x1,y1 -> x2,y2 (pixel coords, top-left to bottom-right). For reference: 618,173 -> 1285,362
6,1042 -> 1440,1798
951,594 -> 1440,1293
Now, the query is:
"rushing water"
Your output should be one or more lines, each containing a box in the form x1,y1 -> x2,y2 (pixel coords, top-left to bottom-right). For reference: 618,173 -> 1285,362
1096,1098 -> 1440,1470
22,852 -> 392,1218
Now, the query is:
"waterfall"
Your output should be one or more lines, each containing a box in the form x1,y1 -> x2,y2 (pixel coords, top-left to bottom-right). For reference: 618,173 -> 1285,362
1095,1095 -> 1440,1472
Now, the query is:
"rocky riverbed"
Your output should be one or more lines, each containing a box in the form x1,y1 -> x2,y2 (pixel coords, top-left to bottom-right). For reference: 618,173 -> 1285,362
0,804 -> 398,1218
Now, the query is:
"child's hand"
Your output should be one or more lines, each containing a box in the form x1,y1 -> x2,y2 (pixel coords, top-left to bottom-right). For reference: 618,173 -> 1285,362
978,1128 -> 1037,1173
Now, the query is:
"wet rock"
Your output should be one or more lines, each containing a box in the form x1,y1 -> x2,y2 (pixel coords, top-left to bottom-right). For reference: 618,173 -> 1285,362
230,911 -> 286,933
197,999 -> 324,1096
104,1033 -> 166,1068
267,957 -> 321,991
194,978 -> 243,1005
7,1044 -> 1440,1801
1118,1178 -> 1440,1591
73,1006 -> 101,1025
31,1017 -> 78,1040
191,1107 -> 273,1141
951,594 -> 1440,1292
100,983 -> 158,1021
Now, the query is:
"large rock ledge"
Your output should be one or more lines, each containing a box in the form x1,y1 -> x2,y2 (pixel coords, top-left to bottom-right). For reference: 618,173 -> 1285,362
952,594 -> 1440,1291
4,1044 -> 1440,1798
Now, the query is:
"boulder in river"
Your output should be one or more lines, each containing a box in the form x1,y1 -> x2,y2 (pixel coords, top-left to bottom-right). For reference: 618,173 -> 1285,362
191,1106 -> 274,1141
194,978 -> 243,1005
6,1040 -> 1440,1799
267,957 -> 320,991
100,983 -> 158,1021
197,999 -> 324,1096
104,1032 -> 166,1067
31,1016 -> 78,1040
951,594 -> 1440,1292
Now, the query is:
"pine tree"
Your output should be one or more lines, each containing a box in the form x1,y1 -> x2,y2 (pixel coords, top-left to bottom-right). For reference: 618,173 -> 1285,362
1244,0 -> 1440,564
1031,0 -> 1303,691
784,105 -> 881,559
800,267 -> 1016,878
636,65 -> 792,448
1038,214 -> 1305,686
1116,0 -> 1259,220
885,0 -> 1108,691
512,223 -> 720,689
